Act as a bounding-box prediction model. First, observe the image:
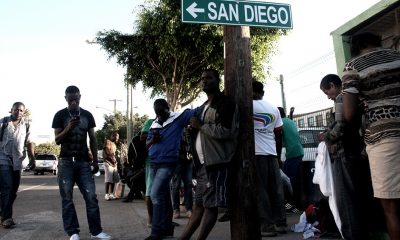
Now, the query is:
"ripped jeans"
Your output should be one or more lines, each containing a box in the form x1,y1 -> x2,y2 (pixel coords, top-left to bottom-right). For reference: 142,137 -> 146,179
57,159 -> 102,236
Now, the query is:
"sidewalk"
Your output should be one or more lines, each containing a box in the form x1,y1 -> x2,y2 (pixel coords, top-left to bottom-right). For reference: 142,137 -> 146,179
123,199 -> 324,240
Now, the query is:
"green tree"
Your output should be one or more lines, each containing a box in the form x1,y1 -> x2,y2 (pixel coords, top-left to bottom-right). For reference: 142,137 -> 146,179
96,112 -> 126,148
35,142 -> 61,156
95,112 -> 149,149
95,0 -> 287,110
131,113 -> 150,136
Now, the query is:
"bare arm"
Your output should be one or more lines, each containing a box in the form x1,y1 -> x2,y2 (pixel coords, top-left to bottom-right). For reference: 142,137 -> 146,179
26,142 -> 36,169
88,128 -> 98,163
343,93 -> 360,124
341,68 -> 361,124
88,128 -> 99,174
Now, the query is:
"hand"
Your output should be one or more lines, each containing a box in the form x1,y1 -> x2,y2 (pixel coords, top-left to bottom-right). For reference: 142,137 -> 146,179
189,117 -> 202,129
25,161 -> 36,171
91,162 -> 99,174
152,133 -> 161,143
68,117 -> 80,130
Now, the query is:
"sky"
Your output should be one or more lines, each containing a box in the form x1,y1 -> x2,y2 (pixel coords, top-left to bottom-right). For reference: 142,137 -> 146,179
0,0 -> 381,144
264,0 -> 381,113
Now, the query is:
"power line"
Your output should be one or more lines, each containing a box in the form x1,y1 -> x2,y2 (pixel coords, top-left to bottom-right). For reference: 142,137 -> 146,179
277,52 -> 336,112
282,51 -> 336,93
286,51 -> 335,79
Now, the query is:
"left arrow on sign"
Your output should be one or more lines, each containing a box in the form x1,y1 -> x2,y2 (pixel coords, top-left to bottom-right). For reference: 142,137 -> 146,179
186,2 -> 205,18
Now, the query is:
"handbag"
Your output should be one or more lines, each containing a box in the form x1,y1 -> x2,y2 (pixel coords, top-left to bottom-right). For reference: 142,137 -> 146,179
114,181 -> 125,199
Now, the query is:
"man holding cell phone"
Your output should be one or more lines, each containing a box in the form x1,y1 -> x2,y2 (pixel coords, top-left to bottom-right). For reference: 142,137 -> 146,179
52,85 -> 111,240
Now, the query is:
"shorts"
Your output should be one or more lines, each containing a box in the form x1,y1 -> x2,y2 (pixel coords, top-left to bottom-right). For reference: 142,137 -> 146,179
104,162 -> 119,183
366,137 -> 400,199
194,164 -> 229,208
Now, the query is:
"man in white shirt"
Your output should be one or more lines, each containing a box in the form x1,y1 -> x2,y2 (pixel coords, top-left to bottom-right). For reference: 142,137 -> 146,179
0,102 -> 36,228
253,80 -> 287,237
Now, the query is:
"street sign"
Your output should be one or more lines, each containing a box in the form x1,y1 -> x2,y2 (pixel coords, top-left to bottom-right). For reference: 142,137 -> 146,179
181,0 -> 292,29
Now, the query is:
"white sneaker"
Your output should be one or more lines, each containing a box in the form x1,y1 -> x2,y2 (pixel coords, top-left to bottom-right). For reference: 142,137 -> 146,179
104,194 -> 110,201
70,233 -> 80,240
91,232 -> 112,239
109,194 -> 116,200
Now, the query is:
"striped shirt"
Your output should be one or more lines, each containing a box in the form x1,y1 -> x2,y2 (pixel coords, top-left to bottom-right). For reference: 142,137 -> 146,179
342,48 -> 400,144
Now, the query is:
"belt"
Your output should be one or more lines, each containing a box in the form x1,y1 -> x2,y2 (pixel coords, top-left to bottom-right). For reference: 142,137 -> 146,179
59,157 -> 86,161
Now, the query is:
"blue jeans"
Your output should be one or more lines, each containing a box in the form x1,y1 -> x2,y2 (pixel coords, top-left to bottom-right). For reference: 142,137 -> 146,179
171,161 -> 193,211
11,170 -> 21,206
58,159 -> 102,236
0,165 -> 13,221
283,155 -> 303,205
150,163 -> 177,238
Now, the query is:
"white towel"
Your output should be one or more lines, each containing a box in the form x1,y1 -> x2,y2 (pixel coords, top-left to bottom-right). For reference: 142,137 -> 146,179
312,142 -> 342,237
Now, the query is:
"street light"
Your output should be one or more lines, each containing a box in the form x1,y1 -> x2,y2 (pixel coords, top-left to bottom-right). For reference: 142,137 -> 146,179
96,106 -> 114,113
109,99 -> 122,113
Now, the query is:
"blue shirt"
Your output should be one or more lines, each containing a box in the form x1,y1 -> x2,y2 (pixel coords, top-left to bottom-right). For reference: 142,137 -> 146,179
147,109 -> 195,164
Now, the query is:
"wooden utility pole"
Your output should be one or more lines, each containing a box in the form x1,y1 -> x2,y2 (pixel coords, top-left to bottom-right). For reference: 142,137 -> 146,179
224,26 -> 260,240
279,74 -> 287,114
126,83 -> 132,145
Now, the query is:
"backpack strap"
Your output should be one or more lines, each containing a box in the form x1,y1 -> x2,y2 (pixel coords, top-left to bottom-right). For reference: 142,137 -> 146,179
0,117 -> 10,142
0,117 -> 30,142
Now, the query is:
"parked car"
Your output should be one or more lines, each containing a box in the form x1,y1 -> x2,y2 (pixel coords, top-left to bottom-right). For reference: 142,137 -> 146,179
281,127 -> 325,162
52,157 -> 58,175
34,154 -> 58,175
97,150 -> 104,174
298,127 -> 325,161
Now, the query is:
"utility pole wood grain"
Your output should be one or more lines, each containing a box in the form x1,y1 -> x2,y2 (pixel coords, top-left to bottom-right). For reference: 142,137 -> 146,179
224,25 -> 260,240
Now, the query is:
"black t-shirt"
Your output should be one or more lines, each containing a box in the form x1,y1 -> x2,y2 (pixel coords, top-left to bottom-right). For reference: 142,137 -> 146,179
52,107 -> 96,159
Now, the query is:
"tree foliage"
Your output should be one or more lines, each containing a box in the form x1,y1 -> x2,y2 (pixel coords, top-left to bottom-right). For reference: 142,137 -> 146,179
95,112 -> 149,149
95,0 -> 287,110
35,142 -> 61,156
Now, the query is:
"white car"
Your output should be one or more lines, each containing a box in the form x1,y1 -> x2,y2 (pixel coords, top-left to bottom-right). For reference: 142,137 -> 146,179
97,150 -> 104,174
34,154 -> 58,175
298,127 -> 325,161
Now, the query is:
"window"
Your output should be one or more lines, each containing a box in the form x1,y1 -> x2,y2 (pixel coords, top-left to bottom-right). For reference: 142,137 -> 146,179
36,154 -> 57,160
297,119 -> 305,128
307,116 -> 315,127
325,112 -> 331,125
299,129 -> 324,148
316,115 -> 323,127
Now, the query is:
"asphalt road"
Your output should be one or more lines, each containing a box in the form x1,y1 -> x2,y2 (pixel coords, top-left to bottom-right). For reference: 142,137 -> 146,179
0,171 -> 339,240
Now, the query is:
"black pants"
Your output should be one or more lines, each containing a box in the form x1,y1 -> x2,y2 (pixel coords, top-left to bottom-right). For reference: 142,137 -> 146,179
11,170 -> 21,205
254,155 -> 286,227
332,154 -> 375,239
